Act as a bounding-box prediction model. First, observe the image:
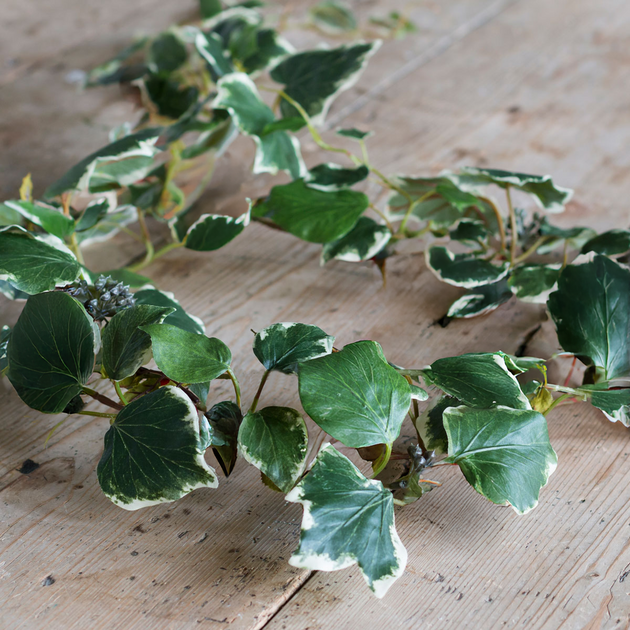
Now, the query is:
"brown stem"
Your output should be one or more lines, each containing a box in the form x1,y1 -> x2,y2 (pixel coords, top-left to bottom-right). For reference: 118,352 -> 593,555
82,387 -> 124,411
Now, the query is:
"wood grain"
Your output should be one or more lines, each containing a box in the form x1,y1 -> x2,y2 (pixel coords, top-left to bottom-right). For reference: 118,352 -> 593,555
1,0 -> 629,627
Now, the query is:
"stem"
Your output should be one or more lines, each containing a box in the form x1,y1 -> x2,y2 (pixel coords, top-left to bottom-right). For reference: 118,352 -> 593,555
114,381 -> 128,406
397,190 -> 435,237
544,392 -> 574,415
506,186 -> 518,265
478,196 -> 507,254
393,499 -> 407,507
371,442 -> 393,477
136,208 -> 155,268
545,383 -> 589,401
77,410 -> 117,419
226,368 -> 242,408
82,387 -> 124,411
369,204 -> 395,233
250,370 -> 270,413
126,241 -> 184,272
513,236 -> 551,264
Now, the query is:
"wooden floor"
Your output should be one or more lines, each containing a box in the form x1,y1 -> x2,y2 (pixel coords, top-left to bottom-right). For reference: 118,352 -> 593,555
1,0 -> 630,628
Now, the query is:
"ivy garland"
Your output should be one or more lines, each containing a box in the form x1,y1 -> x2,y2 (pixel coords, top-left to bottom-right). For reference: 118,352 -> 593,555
1,1 -> 629,598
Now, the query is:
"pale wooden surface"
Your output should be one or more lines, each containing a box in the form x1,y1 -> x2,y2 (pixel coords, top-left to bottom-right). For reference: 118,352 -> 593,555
1,0 -> 630,628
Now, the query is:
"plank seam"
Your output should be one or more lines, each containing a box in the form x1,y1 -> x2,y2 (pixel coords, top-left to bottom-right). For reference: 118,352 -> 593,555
324,0 -> 522,130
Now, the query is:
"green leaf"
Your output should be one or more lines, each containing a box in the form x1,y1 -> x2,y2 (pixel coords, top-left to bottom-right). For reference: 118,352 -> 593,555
0,227 -> 80,294
498,352 -> 546,375
7,292 -> 95,413
309,1 -> 357,34
75,205 -> 137,246
75,198 -> 109,232
270,42 -> 381,125
203,401 -> 243,476
83,38 -> 149,86
443,406 -> 557,514
195,31 -> 233,77
427,246 -> 510,288
415,395 -> 458,455
508,263 -> 560,303
97,386 -> 217,509
44,129 -> 161,199
449,219 -> 488,243
286,444 -> 407,598
185,211 -> 249,251
3,200 -> 75,239
89,155 -> 156,192
203,401 -> 243,475
452,168 -> 573,213
253,322 -> 334,374
422,352 -> 531,410
447,279 -> 513,319
213,72 -> 305,178
336,127 -> 372,140
0,325 -> 11,374
134,288 -> 205,335
141,323 -> 231,383
148,32 -> 188,74
305,163 -> 369,191
145,76 -> 200,120
199,0 -> 223,19
321,216 -> 391,264
240,28 -> 294,75
589,388 -> 630,427
238,406 -> 308,492
102,305 -> 173,381
536,219 -> 595,255
0,202 -> 25,227
548,256 -> 630,381
581,229 -> 630,256
298,340 -> 411,447
261,117 -> 307,135
252,179 -> 368,243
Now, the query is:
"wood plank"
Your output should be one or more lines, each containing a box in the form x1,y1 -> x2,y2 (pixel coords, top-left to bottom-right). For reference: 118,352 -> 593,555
1,0 -> 629,627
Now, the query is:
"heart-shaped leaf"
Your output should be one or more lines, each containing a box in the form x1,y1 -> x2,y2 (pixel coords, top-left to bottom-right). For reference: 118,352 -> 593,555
253,322 -> 334,374
508,263 -> 560,303
97,386 -> 218,509
238,406 -> 308,492
0,227 -> 80,294
581,229 -> 630,256
141,323 -> 231,383
7,292 -> 95,413
447,279 -> 512,318
548,256 -> 630,381
443,406 -> 557,514
185,212 -> 249,251
252,179 -> 368,243
102,304 -> 174,381
3,200 -> 75,239
298,340 -> 411,447
270,41 -> 381,125
321,216 -> 391,264
427,246 -> 510,288
286,444 -> 407,598
421,352 -> 531,410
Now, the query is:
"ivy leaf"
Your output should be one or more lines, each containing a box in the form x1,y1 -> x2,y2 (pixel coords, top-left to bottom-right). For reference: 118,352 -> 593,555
422,352 -> 531,410
204,401 -> 243,476
415,395 -> 459,455
447,279 -> 513,318
298,340 -> 412,447
240,28 -> 294,75
305,163 -> 369,191
148,32 -> 188,74
498,353 -> 546,375
449,219 -> 488,243
589,388 -> 630,427
1,325 -> 11,374
443,406 -> 557,514
83,38 -> 149,87
427,246 -> 510,288
253,322 -> 334,374
195,31 -> 233,77
581,229 -> 630,256
270,42 -> 381,125
7,292 -> 95,413
536,219 -> 595,255
452,168 -> 573,213
252,179 -> 368,243
0,227 -> 80,294
185,211 -> 249,251
213,73 -> 305,178
75,199 -> 109,232
238,406 -> 308,492
144,76 -> 200,120
75,205 -> 137,246
141,324 -> 231,384
102,305 -> 174,381
97,386 -> 217,509
321,217 -> 391,265
44,129 -> 161,199
548,256 -> 630,381
89,156 -> 156,192
286,444 -> 407,598
261,117 -> 307,135
134,288 -> 205,335
508,263 -> 560,303
309,1 -> 357,34
3,200 -> 75,239
336,128 -> 372,140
